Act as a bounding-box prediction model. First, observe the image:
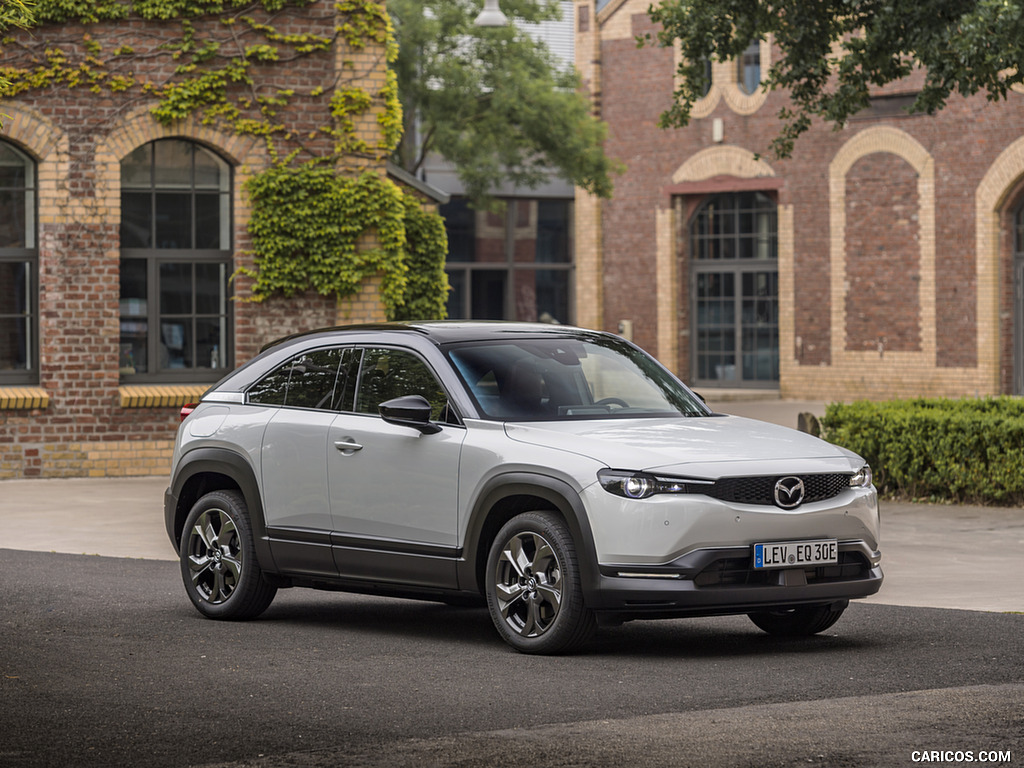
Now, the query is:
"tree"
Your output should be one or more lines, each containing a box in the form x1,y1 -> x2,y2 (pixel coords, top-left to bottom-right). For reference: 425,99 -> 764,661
389,0 -> 619,206
646,0 -> 1024,157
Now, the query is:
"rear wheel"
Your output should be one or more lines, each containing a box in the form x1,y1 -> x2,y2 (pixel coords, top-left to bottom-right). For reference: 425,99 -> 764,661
179,490 -> 277,620
747,602 -> 847,636
485,511 -> 596,654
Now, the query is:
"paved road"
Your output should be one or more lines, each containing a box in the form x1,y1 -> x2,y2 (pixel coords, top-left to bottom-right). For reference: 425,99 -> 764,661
2,476 -> 1022,612
1,548 -> 1022,768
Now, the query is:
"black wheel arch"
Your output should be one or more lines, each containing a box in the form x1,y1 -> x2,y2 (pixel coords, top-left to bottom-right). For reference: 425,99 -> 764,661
166,447 -> 277,573
458,473 -> 599,601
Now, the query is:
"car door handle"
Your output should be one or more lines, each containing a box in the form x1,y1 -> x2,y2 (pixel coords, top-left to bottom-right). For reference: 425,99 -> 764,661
334,439 -> 363,454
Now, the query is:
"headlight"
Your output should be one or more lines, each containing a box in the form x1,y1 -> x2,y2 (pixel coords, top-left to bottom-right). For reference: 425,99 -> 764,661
597,469 -> 697,499
849,465 -> 873,488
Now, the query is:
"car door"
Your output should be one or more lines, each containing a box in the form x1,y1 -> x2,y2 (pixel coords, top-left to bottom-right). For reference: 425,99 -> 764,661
327,346 -> 465,588
254,346 -> 351,577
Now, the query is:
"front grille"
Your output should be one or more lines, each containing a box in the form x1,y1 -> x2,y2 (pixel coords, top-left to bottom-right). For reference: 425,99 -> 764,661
693,551 -> 871,588
701,473 -> 850,507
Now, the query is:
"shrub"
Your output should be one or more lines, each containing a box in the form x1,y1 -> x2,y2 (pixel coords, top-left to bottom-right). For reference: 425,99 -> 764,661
821,397 -> 1024,505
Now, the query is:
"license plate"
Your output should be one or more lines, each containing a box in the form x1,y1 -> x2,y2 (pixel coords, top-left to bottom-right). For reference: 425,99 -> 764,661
753,539 -> 838,569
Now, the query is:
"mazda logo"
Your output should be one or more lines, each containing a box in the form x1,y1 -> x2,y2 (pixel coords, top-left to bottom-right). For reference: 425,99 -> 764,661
774,476 -> 805,509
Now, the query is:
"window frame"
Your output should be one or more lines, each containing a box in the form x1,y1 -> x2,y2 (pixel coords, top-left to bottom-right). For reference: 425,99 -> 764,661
689,193 -> 780,389
737,40 -> 761,95
0,141 -> 38,385
443,197 -> 575,324
119,139 -> 234,384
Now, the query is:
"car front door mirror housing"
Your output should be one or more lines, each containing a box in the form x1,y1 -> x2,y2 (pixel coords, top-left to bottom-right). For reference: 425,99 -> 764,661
379,395 -> 442,434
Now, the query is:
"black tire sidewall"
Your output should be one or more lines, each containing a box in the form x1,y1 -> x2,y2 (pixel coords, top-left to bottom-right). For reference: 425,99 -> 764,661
485,510 -> 595,654
179,489 -> 276,620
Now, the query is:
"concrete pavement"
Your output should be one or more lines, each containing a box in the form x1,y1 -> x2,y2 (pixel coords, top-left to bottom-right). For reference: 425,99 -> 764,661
0,396 -> 1021,613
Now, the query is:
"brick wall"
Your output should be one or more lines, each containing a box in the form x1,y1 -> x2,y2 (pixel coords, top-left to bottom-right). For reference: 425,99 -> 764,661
579,0 -> 1024,399
0,3 -> 391,478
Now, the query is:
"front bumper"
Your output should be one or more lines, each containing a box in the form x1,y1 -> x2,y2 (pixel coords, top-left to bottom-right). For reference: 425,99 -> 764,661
584,540 -> 883,619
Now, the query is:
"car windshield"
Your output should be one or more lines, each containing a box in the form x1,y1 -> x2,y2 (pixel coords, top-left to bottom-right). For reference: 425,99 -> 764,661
446,335 -> 710,421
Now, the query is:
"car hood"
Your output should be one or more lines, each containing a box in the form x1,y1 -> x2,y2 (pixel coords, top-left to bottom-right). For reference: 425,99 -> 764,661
503,415 -> 862,479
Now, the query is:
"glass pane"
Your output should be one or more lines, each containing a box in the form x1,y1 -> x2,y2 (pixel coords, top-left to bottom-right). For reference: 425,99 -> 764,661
160,320 -> 191,369
442,198 -> 476,263
335,348 -> 361,411
120,192 -> 152,248
0,163 -> 26,189
471,270 -> 506,319
445,269 -> 466,319
355,348 -> 448,420
119,269 -> 148,375
153,140 -> 193,189
738,41 -> 760,95
249,362 -> 292,406
512,269 -> 570,324
120,322 -> 147,374
160,262 -> 192,315
195,262 -> 227,315
121,145 -> 152,188
193,146 -> 228,191
119,257 -> 147,306
535,200 -> 571,264
0,189 -> 26,248
0,261 -> 30,371
195,317 -> 223,370
155,192 -> 192,248
195,192 -> 225,249
280,348 -> 344,409
0,316 -> 28,371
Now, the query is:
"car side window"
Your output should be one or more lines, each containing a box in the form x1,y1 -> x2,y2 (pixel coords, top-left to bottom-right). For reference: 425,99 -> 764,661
354,347 -> 449,421
248,347 -> 353,410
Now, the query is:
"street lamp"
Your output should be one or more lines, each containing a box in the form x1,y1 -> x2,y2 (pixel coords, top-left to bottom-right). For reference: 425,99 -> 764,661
474,0 -> 508,27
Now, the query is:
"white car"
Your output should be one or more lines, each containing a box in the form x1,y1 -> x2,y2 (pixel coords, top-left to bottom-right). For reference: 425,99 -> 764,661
165,322 -> 882,653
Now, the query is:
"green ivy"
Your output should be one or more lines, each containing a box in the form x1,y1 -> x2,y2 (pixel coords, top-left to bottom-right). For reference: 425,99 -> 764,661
392,199 -> 450,321
0,0 -> 447,321
242,165 -> 448,321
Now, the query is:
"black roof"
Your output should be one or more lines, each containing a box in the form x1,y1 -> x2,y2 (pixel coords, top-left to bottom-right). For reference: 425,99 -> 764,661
261,321 -> 605,352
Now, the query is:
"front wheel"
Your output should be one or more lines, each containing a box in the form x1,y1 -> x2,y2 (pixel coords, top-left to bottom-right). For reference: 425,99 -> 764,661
485,511 -> 596,654
747,602 -> 847,636
179,490 -> 277,620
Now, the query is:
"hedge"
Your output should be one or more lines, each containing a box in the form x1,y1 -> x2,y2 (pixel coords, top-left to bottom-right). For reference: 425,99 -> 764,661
820,397 -> 1024,505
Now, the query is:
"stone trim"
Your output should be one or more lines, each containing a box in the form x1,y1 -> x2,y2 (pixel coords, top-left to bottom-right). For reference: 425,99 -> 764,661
671,146 -> 776,184
827,126 -> 937,374
975,136 -> 1024,393
119,384 -> 209,408
0,387 -> 50,410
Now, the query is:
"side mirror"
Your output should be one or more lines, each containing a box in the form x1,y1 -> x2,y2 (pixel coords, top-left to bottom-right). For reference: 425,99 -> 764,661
379,395 -> 442,435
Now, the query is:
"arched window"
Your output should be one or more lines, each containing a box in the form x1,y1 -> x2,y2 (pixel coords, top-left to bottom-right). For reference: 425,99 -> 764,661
0,142 -> 37,384
690,192 -> 778,386
737,40 -> 761,95
119,139 -> 232,381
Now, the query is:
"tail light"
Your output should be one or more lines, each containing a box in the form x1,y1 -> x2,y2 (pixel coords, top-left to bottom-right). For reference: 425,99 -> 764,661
180,403 -> 197,422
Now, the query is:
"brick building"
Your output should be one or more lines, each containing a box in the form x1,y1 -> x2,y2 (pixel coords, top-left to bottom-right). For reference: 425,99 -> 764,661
574,0 -> 1024,400
0,3 -> 407,478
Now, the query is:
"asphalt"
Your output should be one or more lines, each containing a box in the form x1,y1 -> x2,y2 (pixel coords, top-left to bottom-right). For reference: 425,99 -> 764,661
0,397 -> 1021,614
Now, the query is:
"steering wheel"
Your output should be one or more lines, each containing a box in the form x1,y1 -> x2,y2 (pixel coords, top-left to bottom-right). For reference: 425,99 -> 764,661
594,397 -> 629,409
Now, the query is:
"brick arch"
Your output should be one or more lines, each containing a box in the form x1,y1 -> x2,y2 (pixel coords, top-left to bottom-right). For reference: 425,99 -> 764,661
0,104 -> 68,162
93,106 -> 268,257
671,145 -> 775,184
827,126 -> 936,381
976,136 -> 1024,392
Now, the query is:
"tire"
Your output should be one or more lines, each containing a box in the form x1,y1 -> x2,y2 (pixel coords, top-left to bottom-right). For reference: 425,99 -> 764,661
485,511 -> 597,654
747,602 -> 847,637
179,489 -> 277,620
